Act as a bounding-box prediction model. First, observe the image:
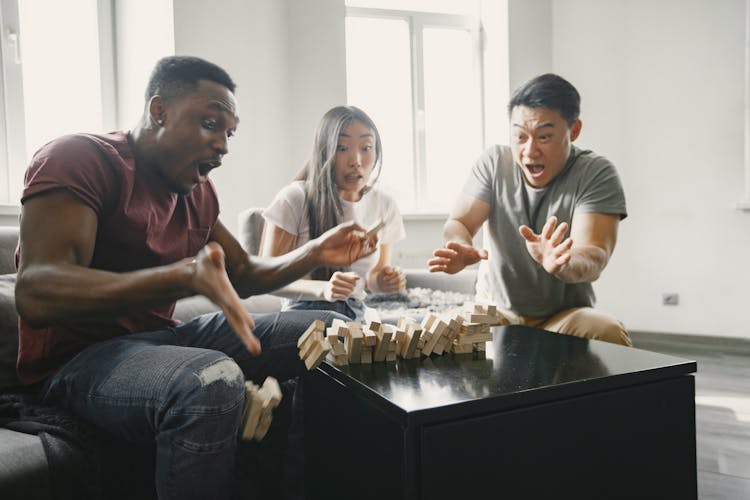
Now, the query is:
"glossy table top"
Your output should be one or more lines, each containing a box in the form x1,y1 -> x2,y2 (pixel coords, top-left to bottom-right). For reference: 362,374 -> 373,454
319,325 -> 697,425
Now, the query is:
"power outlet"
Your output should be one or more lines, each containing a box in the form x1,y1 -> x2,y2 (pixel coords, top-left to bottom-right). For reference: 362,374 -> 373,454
662,293 -> 679,306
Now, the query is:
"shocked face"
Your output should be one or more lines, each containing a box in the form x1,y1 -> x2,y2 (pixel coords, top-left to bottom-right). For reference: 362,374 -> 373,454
510,105 -> 581,188
153,79 -> 239,195
333,120 -> 377,202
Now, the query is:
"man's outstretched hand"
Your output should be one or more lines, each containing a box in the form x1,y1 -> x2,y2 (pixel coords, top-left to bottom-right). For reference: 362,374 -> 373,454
519,216 -> 573,275
193,242 -> 261,356
315,221 -> 378,267
427,241 -> 488,274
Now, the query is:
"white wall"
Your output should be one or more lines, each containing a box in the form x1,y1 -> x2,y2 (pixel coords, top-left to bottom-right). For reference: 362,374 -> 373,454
549,0 -> 750,339
173,0 -> 293,232
171,0 -> 347,234
168,0 -> 750,339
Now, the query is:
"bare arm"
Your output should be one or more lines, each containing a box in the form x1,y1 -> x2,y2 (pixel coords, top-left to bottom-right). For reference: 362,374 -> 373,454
257,222 -> 329,300
219,218 -> 374,298
518,212 -> 619,283
428,193 -> 491,274
15,191 -> 198,326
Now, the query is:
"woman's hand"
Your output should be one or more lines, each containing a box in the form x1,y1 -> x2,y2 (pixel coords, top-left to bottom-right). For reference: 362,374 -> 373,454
323,271 -> 360,301
375,266 -> 406,293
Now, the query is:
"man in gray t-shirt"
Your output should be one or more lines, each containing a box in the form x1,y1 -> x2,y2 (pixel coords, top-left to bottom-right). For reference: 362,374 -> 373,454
429,74 -> 630,346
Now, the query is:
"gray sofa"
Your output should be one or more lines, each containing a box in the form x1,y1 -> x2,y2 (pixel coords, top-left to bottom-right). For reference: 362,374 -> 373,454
0,209 -> 475,499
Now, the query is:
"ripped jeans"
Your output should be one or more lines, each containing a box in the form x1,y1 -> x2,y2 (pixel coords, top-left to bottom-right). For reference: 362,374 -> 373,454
40,310 -> 345,500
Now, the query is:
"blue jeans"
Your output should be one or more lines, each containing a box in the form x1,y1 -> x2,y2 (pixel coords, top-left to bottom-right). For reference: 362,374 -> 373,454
284,297 -> 366,322
40,309 -> 345,500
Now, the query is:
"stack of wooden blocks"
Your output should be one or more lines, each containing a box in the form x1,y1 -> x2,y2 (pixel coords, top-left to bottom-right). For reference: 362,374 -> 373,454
298,304 -> 508,369
240,376 -> 282,442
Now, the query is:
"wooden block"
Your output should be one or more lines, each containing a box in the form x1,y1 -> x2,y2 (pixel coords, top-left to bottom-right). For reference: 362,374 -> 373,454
304,339 -> 331,370
399,323 -> 421,359
422,320 -> 447,356
363,307 -> 382,332
254,410 -> 273,441
474,342 -> 486,352
451,342 -> 474,354
258,376 -> 282,407
373,327 -> 392,362
397,316 -> 417,331
362,326 -> 378,347
326,352 -> 349,366
385,351 -> 397,362
241,382 -> 262,440
326,326 -> 346,343
330,341 -> 346,356
360,347 -> 373,364
298,319 -> 325,348
455,332 -> 493,345
345,323 -> 363,364
298,330 -> 324,359
420,313 -> 438,332
365,218 -> 385,238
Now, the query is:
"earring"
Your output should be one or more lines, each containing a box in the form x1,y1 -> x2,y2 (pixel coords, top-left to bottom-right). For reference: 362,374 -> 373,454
156,119 -> 163,126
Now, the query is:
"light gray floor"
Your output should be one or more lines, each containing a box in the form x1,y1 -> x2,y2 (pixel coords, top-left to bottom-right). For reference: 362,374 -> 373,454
632,333 -> 750,500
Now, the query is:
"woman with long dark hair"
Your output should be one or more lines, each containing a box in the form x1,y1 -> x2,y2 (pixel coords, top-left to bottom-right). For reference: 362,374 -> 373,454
261,105 -> 406,320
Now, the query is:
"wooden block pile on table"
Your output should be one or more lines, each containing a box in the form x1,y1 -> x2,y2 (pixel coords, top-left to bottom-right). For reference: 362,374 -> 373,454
241,376 -> 282,441
299,304 -> 509,369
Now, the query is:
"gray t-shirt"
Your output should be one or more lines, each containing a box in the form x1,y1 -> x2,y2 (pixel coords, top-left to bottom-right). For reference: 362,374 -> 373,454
463,144 -> 627,316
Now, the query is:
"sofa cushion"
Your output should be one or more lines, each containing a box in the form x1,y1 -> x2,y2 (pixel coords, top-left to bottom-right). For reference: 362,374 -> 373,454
173,294 -> 283,323
0,274 -> 20,390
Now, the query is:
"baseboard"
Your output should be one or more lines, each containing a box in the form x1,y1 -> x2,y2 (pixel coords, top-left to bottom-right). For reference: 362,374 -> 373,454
630,330 -> 750,356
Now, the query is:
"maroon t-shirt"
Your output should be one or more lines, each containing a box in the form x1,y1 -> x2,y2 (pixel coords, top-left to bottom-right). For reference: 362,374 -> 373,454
16,131 -> 220,384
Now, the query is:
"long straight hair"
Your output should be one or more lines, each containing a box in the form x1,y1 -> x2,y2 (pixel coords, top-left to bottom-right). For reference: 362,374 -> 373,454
294,106 -> 383,280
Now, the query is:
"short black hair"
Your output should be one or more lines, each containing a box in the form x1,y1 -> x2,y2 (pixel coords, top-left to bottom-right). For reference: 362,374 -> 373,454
508,73 -> 580,125
145,55 -> 236,102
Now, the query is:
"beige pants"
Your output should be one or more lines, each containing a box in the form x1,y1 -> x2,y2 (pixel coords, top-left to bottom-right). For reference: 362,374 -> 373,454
496,306 -> 631,347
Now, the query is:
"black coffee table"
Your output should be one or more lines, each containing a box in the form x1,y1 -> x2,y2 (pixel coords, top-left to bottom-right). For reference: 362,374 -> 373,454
304,325 -> 697,499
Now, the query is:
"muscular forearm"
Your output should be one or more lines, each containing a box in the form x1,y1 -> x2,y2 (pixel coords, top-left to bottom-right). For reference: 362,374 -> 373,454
554,245 -> 609,283
443,219 -> 475,245
16,260 -> 195,327
231,239 -> 322,297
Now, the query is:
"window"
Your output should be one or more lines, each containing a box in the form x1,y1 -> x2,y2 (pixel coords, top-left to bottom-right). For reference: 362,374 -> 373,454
345,1 -> 484,214
0,0 -> 173,208
0,0 -> 113,206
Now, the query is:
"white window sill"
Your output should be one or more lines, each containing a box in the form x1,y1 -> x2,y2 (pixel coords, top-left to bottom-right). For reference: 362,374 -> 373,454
0,204 -> 20,216
402,212 -> 448,222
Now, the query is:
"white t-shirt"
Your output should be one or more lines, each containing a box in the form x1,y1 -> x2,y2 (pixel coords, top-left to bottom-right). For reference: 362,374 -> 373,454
263,180 -> 406,297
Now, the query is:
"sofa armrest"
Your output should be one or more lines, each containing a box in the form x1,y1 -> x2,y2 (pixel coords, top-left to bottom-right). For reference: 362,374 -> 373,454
404,268 -> 477,295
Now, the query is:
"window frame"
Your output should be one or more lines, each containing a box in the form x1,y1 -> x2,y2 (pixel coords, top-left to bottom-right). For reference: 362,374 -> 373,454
345,5 -> 485,215
0,0 -> 116,208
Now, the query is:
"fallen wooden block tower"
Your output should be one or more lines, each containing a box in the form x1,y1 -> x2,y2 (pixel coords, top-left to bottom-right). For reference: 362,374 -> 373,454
299,303 -> 506,368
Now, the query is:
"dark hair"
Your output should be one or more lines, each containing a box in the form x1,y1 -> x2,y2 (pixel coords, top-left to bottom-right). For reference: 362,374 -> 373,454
145,56 -> 236,102
294,105 -> 383,280
508,73 -> 580,125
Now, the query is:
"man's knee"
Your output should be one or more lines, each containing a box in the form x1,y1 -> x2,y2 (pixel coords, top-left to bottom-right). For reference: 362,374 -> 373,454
168,351 -> 246,420
551,308 -> 631,346
578,310 -> 631,346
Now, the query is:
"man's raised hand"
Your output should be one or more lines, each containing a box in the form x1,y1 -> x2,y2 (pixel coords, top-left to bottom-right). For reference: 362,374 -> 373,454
193,242 -> 261,355
428,241 -> 488,274
518,215 -> 573,275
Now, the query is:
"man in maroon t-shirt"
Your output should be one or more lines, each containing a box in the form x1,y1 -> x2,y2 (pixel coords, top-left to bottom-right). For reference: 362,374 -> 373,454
14,56 -> 375,500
